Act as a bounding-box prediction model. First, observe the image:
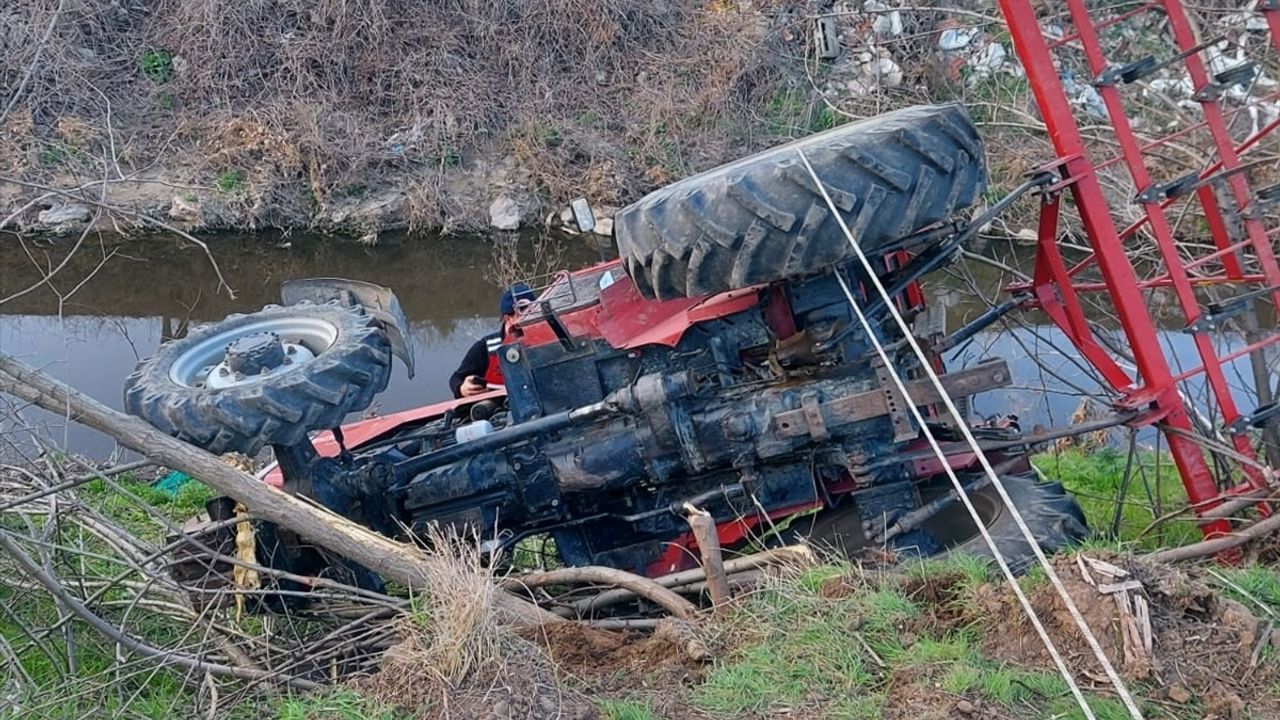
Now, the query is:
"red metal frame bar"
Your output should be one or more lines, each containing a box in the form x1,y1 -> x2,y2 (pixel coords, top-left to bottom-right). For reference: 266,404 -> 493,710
1044,2 -> 1159,50
1170,334 -> 1280,385
1091,89 -> 1280,173
994,0 -> 1280,537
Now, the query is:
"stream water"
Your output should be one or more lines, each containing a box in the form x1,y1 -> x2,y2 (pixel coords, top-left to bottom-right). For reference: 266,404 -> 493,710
0,232 -> 1256,458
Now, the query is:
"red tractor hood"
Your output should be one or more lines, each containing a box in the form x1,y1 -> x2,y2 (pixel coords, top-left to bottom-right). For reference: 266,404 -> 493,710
517,259 -> 763,350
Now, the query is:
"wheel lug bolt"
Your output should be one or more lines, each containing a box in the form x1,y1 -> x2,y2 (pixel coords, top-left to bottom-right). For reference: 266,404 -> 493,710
286,346 -> 297,355
218,367 -> 230,377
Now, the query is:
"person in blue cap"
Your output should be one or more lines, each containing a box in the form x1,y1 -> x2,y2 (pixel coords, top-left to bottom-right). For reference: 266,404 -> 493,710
448,283 -> 536,398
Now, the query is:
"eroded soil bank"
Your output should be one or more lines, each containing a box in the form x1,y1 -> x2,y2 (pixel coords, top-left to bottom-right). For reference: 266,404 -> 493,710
2,1 -> 1081,240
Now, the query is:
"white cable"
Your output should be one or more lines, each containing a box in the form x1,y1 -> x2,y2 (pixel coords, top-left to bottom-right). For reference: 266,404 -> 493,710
797,150 -> 1144,720
827,270 -> 1100,720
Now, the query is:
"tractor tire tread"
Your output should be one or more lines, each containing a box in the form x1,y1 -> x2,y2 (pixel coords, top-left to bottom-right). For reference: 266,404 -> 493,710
123,302 -> 392,457
615,103 -> 986,299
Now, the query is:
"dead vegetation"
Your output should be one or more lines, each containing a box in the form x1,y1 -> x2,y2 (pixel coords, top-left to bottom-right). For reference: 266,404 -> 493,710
4,0 -> 1277,238
1,0 -> 801,231
2,369 -> 1280,718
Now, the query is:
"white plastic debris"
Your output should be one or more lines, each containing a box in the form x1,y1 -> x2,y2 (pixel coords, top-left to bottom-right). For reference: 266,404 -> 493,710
864,0 -> 903,38
1222,4 -> 1269,34
1060,69 -> 1108,120
1248,102 -> 1280,136
939,26 -> 979,52
866,55 -> 903,89
967,41 -> 1007,78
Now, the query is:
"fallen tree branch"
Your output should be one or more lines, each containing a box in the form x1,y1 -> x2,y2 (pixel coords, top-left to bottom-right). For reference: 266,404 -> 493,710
671,568 -> 764,597
569,545 -> 813,616
0,354 -> 560,627
503,566 -> 698,620
1148,511 -> 1280,563
683,503 -> 730,609
0,529 -> 318,689
0,459 -> 152,513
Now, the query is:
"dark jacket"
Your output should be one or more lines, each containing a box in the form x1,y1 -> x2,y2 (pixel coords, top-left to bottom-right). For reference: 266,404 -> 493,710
448,330 -> 502,398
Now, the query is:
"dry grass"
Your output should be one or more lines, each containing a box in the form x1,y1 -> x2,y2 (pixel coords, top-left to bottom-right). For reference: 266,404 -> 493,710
4,0 -> 1278,237
357,524 -> 602,718
400,525 -> 505,686
1,0 -> 796,226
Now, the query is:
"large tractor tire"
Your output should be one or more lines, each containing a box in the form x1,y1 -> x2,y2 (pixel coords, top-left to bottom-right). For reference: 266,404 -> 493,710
793,472 -> 1087,574
124,301 -> 392,456
616,103 -> 987,299
940,473 -> 1089,573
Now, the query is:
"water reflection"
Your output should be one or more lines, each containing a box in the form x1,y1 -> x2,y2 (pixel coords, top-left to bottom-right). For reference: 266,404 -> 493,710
0,233 -> 1253,457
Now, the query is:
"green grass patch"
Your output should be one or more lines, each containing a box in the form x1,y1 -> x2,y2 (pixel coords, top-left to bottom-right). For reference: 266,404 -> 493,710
139,49 -> 174,83
39,142 -> 87,167
216,169 -> 246,193
695,584 -> 886,715
78,472 -> 215,542
831,693 -> 887,719
275,690 -> 403,720
1033,448 -> 1199,548
599,698 -> 656,720
763,86 -> 838,137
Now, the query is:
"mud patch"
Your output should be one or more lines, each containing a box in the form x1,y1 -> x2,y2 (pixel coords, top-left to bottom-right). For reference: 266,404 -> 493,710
520,619 -> 711,681
910,553 -> 1279,716
898,570 -> 971,628
519,620 -> 714,719
882,671 -> 1016,720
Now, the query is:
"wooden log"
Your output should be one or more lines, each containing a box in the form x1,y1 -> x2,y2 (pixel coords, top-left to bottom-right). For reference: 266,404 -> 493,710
683,503 -> 730,609
569,545 -> 813,616
502,566 -> 698,620
0,354 -> 559,627
1149,511 -> 1280,563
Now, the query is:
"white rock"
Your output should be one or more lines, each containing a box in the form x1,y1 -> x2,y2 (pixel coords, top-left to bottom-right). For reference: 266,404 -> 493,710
867,57 -> 903,88
593,217 -> 614,237
488,195 -> 523,231
168,195 -> 201,222
863,0 -> 902,37
37,203 -> 91,227
1147,75 -> 1194,98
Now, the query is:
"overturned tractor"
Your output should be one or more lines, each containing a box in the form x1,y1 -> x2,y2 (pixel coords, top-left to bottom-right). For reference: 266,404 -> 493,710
123,104 -> 1087,605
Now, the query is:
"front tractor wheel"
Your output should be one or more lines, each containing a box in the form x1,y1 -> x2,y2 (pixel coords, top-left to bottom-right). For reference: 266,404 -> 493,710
124,301 -> 393,457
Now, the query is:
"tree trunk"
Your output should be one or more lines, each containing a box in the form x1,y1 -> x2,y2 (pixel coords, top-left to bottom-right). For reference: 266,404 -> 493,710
0,354 -> 560,627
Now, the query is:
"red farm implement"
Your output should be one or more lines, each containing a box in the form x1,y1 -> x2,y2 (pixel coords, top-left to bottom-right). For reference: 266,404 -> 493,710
997,0 -> 1280,543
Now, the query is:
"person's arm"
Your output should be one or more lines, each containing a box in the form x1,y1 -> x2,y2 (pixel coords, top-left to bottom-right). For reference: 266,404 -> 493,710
448,338 -> 490,398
